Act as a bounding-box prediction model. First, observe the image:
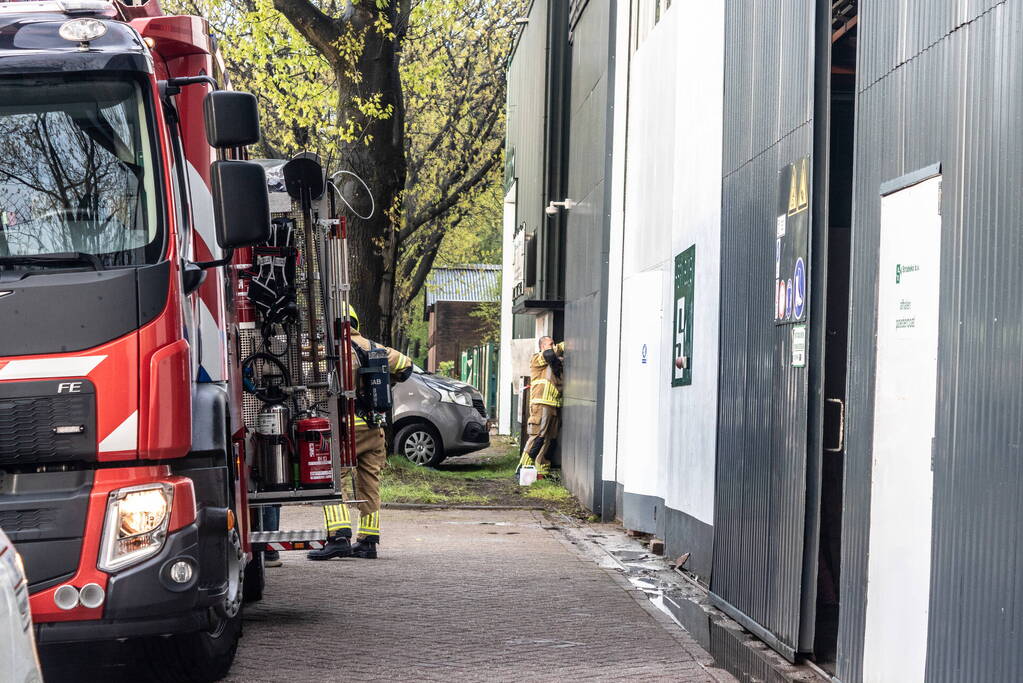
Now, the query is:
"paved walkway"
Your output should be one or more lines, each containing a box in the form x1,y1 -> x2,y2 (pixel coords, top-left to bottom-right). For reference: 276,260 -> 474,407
228,506 -> 733,682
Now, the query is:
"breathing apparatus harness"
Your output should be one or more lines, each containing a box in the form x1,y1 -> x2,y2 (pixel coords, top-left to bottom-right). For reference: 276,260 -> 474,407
244,217 -> 299,355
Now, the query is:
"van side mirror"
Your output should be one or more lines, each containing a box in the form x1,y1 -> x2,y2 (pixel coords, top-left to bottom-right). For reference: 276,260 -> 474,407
204,91 -> 260,148
211,160 -> 271,249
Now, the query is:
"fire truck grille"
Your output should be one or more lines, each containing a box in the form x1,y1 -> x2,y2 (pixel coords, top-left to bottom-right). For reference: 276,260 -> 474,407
0,381 -> 97,465
0,508 -> 57,533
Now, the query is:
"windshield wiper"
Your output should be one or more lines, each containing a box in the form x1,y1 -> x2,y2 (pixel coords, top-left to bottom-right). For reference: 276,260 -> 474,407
0,252 -> 105,271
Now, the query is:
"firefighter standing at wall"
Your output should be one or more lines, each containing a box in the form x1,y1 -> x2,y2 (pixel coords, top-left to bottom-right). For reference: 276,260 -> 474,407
518,336 -> 565,478
308,305 -> 413,560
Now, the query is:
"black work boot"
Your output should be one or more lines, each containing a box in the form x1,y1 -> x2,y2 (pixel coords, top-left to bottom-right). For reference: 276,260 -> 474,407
307,536 -> 352,561
351,538 -> 378,559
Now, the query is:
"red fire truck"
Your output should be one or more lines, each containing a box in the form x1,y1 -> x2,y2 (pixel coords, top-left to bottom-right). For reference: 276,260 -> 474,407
0,0 -> 351,679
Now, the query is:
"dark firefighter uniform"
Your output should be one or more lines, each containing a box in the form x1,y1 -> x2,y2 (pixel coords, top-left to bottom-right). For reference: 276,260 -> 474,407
518,341 -> 565,478
309,306 -> 413,560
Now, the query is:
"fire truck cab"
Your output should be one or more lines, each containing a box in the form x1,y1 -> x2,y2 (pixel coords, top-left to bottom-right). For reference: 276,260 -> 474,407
0,0 -> 270,678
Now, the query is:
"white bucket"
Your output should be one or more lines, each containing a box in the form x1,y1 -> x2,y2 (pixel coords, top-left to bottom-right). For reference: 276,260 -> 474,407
518,466 -> 537,486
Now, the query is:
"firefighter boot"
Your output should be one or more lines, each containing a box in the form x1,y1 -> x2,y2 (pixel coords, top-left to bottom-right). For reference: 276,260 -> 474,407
351,538 -> 378,559
308,504 -> 354,560
307,535 -> 352,560
352,511 -> 379,558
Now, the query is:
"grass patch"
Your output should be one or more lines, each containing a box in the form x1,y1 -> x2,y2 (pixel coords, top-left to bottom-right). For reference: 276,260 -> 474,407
385,451 -> 519,481
381,481 -> 488,505
522,478 -> 572,502
379,438 -> 589,517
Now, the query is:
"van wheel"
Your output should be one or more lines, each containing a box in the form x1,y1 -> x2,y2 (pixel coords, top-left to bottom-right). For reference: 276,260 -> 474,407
395,422 -> 445,467
142,530 -> 244,682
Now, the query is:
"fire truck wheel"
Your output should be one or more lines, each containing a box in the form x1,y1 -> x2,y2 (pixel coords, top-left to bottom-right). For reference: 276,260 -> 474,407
395,422 -> 446,467
141,608 -> 242,683
141,530 -> 245,682
243,551 -> 265,603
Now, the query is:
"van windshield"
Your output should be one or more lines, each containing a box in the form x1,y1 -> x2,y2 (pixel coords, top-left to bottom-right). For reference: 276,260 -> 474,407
0,77 -> 162,267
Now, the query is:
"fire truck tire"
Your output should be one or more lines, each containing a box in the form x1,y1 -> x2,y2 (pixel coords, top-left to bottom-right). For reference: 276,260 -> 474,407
141,609 -> 242,683
141,529 -> 245,682
243,552 -> 265,603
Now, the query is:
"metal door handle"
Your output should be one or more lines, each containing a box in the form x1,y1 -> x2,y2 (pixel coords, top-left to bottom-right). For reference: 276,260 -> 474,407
825,398 -> 845,453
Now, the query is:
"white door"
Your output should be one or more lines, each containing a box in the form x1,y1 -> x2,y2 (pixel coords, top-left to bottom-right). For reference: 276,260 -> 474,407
862,172 -> 942,682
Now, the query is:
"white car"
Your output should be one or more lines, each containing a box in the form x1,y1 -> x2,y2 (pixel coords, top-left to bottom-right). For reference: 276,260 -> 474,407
0,528 -> 42,683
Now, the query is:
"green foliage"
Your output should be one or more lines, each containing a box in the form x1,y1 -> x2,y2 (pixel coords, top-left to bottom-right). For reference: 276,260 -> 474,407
403,314 -> 429,366
169,0 -> 525,344
437,359 -> 455,378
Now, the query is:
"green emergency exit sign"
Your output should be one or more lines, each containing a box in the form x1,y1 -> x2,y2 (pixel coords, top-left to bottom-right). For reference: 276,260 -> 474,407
672,245 -> 695,387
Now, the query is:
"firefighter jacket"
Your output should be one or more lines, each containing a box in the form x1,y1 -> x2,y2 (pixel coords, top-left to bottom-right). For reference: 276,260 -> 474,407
529,342 -> 565,408
351,329 -> 413,429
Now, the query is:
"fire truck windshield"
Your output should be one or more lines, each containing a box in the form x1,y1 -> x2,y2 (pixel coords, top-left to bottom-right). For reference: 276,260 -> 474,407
0,77 -> 162,268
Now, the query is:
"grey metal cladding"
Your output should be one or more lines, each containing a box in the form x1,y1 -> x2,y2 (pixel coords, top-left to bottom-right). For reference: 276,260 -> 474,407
505,0 -> 548,243
561,295 -> 601,507
842,2 -> 1023,682
722,0 -> 814,174
857,0 -> 1007,89
559,0 -> 614,514
712,0 -> 816,659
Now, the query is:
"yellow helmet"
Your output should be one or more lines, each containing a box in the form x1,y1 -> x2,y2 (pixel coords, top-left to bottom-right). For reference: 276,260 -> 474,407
341,303 -> 359,329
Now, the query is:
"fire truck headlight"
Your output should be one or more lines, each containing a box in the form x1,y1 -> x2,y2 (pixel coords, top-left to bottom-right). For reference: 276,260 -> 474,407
99,484 -> 173,572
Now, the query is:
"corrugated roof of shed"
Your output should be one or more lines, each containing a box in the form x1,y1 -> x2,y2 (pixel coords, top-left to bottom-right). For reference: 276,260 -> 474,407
423,265 -> 501,311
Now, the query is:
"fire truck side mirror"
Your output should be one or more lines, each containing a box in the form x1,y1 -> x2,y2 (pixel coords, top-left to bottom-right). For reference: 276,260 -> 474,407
210,160 -> 271,249
204,91 -> 260,148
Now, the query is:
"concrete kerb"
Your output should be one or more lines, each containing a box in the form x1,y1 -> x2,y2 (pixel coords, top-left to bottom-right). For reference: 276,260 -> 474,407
545,512 -> 824,683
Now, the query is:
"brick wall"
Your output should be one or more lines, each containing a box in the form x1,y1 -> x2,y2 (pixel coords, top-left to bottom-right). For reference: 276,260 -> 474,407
427,301 -> 490,375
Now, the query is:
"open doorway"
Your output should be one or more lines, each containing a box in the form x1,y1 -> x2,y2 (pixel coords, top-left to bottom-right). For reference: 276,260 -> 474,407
813,0 -> 857,672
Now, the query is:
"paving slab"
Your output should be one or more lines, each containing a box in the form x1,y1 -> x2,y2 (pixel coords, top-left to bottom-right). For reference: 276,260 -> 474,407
228,506 -> 734,682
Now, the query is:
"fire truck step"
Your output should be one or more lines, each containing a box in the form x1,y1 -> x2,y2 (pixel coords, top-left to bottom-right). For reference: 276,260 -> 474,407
251,529 -> 327,552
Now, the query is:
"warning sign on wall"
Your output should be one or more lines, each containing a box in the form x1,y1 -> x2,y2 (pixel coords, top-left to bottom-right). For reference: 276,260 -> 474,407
775,157 -> 810,325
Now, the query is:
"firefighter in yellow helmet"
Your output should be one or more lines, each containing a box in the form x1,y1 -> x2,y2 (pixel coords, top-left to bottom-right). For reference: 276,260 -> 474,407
309,304 -> 414,560
517,336 -> 565,478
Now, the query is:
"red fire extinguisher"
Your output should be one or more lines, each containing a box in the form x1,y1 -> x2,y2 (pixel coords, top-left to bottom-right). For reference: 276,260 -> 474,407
297,415 -> 333,489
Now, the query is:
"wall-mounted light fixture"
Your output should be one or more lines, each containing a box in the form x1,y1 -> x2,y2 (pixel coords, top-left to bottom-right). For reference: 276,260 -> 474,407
545,198 -> 577,216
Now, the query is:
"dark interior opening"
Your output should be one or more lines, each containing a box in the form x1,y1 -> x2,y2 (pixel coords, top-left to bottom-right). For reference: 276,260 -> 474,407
813,1 -> 857,672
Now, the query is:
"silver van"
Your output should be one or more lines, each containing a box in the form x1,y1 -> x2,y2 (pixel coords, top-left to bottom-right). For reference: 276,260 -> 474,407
391,367 -> 490,466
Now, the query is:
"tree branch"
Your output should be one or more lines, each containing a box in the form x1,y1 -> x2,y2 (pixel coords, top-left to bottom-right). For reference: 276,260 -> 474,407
402,150 -> 499,239
272,0 -> 343,62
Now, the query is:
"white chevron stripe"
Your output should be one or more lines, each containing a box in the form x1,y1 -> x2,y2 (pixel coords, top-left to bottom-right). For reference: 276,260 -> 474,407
0,356 -> 106,380
98,411 -> 138,453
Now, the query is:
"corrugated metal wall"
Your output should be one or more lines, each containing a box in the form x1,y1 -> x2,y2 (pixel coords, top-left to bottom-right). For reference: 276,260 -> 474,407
711,0 -> 817,659
841,2 -> 1023,681
559,0 -> 616,513
505,1 -> 547,249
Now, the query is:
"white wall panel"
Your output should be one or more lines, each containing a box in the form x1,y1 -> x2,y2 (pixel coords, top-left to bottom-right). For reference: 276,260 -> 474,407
613,2 -> 724,525
617,271 -> 664,499
664,1 -> 724,524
